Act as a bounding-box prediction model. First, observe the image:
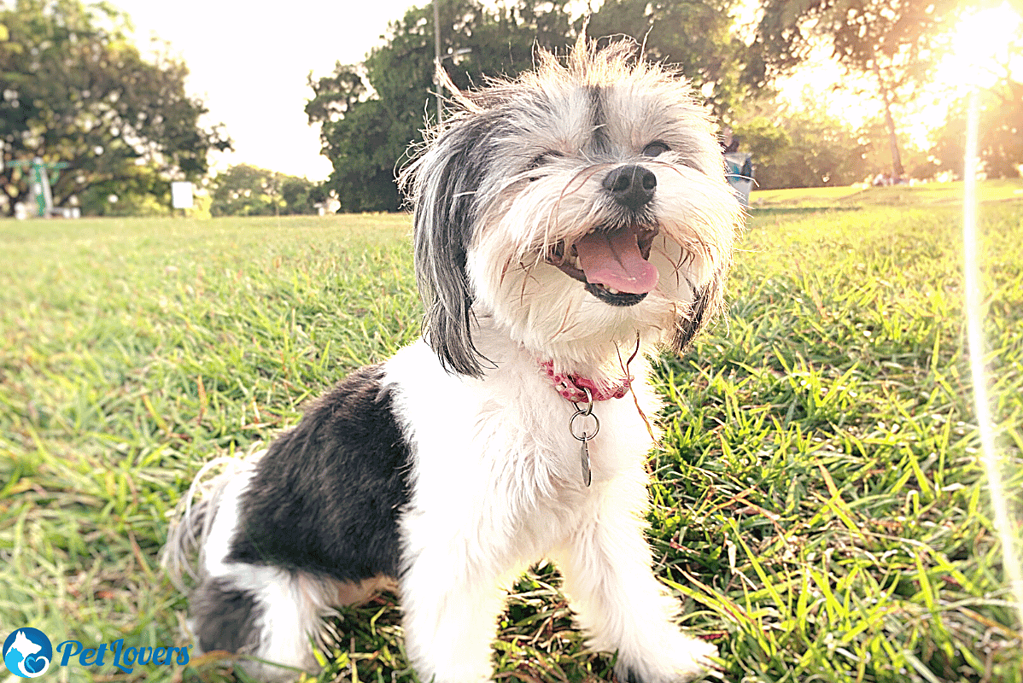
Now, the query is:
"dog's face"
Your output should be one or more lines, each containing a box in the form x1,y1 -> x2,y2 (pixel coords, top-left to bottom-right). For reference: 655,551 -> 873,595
405,41 -> 743,376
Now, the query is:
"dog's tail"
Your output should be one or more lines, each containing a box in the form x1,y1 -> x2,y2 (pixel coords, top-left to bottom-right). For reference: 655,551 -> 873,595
161,449 -> 264,593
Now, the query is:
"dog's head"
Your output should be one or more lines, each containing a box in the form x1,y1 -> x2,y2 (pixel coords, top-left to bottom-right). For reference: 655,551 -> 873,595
403,39 -> 743,377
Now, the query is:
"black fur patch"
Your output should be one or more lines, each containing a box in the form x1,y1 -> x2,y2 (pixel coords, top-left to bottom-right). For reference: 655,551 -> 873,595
413,112 -> 509,378
671,278 -> 719,353
622,667 -> 642,683
192,577 -> 264,654
227,365 -> 412,581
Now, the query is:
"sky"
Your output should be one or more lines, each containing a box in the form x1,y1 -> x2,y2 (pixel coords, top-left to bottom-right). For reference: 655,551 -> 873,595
110,0 -> 420,181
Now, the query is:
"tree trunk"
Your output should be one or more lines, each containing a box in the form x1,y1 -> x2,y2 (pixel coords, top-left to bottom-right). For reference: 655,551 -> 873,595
875,63 -> 904,177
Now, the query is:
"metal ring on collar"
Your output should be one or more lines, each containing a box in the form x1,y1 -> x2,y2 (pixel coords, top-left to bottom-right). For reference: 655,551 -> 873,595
569,409 -> 600,441
572,386 -> 594,415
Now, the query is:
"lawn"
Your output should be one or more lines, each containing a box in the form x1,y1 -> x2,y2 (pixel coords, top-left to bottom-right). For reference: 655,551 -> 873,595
750,178 -> 1023,209
1,186 -> 1021,683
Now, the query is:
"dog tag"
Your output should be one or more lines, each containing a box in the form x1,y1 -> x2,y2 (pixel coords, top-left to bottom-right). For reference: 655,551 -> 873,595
569,394 -> 599,488
579,438 -> 592,487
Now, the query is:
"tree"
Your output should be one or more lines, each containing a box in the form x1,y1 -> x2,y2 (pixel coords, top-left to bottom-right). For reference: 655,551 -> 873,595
857,116 -> 936,181
931,21 -> 1022,180
0,0 -> 231,216
734,100 -> 871,189
747,0 -> 961,177
586,0 -> 752,119
280,175 -> 326,215
209,164 -> 324,217
307,0 -> 576,213
74,162 -> 177,216
932,84 -> 1023,180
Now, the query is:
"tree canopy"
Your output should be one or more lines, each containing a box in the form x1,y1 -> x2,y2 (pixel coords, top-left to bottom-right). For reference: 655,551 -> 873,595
736,103 -> 869,189
306,0 -> 576,213
931,84 -> 1023,180
3,0 -> 1009,218
0,0 -> 231,216
587,0 -> 751,120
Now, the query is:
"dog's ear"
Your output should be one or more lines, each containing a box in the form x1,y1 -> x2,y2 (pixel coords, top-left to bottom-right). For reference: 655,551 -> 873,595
403,116 -> 495,378
670,277 -> 722,354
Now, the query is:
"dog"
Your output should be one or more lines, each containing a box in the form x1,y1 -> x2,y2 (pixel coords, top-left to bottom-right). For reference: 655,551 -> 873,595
163,38 -> 743,683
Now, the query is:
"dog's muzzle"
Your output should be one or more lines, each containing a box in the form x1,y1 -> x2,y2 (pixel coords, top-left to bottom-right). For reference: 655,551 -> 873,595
546,165 -> 661,307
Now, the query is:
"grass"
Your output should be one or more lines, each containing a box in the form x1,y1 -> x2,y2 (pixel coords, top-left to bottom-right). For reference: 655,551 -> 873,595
750,178 -> 1023,210
1,186 -> 1021,683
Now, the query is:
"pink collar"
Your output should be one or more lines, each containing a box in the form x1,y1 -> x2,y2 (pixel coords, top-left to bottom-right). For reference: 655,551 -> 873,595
540,360 -> 633,403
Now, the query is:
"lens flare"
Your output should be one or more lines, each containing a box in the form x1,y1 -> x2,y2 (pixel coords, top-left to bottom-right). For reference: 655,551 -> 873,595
961,88 -> 1023,634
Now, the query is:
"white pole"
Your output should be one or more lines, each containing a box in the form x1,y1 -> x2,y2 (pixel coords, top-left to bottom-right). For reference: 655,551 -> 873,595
434,0 -> 442,124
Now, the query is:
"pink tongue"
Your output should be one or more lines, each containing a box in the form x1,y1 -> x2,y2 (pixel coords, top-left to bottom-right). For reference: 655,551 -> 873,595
574,227 -> 659,294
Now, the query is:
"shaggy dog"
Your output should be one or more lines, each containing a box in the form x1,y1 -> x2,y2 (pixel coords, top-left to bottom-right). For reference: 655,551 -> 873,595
164,39 -> 743,683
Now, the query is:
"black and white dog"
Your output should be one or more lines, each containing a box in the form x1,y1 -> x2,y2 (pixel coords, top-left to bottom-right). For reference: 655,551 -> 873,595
164,39 -> 742,683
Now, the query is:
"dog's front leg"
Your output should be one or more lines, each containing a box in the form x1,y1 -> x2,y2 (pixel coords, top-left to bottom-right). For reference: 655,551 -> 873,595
553,475 -> 716,683
399,533 -> 507,683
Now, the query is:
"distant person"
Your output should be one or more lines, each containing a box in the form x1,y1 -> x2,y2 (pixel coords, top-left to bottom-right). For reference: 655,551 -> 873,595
721,126 -> 740,154
721,127 -> 752,205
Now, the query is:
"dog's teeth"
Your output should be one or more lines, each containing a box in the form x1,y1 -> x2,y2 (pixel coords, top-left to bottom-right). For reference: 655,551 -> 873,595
607,288 -> 620,295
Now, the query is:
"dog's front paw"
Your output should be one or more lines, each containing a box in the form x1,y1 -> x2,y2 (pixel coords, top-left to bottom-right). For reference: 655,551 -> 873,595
617,632 -> 718,683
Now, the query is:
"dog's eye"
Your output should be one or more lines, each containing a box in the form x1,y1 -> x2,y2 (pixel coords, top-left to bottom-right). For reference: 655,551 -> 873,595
642,141 -> 670,157
527,151 -> 564,171
526,151 -> 564,180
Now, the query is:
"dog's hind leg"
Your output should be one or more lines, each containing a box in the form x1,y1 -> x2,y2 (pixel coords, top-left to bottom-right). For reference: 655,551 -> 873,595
166,456 -> 332,681
191,567 -> 331,682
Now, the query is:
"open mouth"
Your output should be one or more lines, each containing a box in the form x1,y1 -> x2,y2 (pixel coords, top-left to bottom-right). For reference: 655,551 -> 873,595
546,224 -> 659,307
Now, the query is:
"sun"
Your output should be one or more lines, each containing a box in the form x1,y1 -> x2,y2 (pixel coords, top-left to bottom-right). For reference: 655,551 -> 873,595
935,2 -> 1022,93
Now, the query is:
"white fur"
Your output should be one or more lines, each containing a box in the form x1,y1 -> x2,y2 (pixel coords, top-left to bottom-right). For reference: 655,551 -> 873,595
202,459 -> 259,579
183,458 -> 325,680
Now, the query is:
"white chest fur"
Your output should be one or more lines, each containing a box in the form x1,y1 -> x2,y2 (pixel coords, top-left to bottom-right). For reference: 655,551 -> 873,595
384,337 -> 659,569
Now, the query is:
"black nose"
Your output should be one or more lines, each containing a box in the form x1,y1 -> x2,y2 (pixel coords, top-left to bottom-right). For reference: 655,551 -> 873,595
602,165 -> 657,209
